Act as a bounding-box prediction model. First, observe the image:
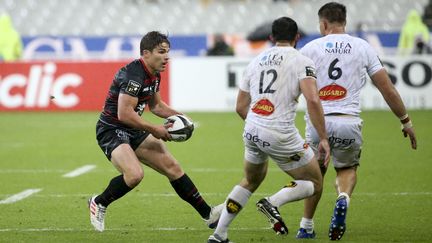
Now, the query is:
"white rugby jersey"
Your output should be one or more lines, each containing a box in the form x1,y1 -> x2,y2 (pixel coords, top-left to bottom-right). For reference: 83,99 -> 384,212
240,46 -> 316,131
300,34 -> 383,115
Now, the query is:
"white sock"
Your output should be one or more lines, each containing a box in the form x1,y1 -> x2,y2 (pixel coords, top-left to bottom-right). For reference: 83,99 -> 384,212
214,185 -> 252,240
268,180 -> 314,207
300,217 -> 314,233
338,192 -> 350,207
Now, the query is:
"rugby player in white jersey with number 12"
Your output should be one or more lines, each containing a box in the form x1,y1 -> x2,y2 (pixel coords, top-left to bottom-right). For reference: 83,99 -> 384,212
287,2 -> 417,240
207,17 -> 330,243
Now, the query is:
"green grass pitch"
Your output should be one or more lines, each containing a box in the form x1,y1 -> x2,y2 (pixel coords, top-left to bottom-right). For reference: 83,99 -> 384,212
0,110 -> 431,242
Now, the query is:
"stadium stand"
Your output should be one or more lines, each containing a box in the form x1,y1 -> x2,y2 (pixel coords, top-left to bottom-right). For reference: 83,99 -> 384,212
1,0 -> 429,36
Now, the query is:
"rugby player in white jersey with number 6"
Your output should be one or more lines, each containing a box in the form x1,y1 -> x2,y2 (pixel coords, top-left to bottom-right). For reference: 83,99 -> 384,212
207,17 -> 330,243
288,2 -> 417,240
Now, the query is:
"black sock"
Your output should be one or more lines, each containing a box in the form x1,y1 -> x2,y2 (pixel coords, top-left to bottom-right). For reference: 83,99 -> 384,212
170,173 -> 211,219
95,175 -> 133,207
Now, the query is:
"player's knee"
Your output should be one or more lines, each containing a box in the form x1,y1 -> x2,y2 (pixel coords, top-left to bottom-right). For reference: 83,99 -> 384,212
124,170 -> 144,187
313,181 -> 323,195
309,178 -> 323,196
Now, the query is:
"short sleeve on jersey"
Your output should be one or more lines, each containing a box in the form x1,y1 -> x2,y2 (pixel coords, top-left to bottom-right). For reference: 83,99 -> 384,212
365,45 -> 383,77
118,63 -> 145,97
305,66 -> 317,78
124,79 -> 142,96
239,64 -> 252,92
297,56 -> 317,81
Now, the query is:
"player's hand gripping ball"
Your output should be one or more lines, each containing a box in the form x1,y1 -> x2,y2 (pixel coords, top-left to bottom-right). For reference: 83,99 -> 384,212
164,115 -> 194,142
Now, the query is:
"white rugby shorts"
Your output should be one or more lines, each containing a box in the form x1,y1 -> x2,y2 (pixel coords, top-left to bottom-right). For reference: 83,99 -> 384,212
243,122 -> 314,171
305,115 -> 363,168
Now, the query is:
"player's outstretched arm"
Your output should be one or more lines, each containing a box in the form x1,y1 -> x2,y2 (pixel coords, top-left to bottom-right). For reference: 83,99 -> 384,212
371,69 -> 417,149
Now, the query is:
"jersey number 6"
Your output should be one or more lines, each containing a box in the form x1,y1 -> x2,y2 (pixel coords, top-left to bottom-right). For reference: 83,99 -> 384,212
328,58 -> 342,80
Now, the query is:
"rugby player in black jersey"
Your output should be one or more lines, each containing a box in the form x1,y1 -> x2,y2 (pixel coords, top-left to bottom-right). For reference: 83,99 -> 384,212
88,31 -> 223,232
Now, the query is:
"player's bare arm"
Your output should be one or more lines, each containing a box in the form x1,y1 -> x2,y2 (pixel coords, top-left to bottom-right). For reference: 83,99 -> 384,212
148,91 -> 180,118
118,93 -> 171,141
371,69 -> 417,149
300,77 -> 330,164
236,89 -> 251,120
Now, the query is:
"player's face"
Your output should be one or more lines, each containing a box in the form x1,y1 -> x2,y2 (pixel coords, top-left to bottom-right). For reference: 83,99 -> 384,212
146,42 -> 170,74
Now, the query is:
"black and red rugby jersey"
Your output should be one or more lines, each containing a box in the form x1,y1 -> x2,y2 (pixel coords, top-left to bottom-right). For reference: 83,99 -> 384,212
99,59 -> 161,129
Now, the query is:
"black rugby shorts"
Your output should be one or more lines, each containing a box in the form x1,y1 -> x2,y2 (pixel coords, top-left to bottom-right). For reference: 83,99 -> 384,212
96,121 -> 150,160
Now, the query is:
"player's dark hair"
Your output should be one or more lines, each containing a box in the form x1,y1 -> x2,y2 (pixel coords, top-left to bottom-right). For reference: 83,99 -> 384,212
140,31 -> 170,55
271,17 -> 298,42
318,2 -> 347,24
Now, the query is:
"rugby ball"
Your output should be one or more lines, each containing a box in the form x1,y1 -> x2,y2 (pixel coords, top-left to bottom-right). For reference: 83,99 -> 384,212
164,115 -> 194,142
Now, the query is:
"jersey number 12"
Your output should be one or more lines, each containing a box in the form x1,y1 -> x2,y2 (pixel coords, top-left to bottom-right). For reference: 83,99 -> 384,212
259,69 -> 277,94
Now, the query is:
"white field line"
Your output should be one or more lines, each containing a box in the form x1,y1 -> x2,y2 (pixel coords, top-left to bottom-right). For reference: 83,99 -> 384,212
0,227 -> 268,232
0,168 -> 276,174
0,169 -> 68,173
62,165 -> 96,178
0,191 -> 430,199
0,189 -> 42,204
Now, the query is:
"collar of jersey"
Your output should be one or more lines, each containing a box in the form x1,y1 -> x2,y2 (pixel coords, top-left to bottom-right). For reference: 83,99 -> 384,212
139,58 -> 159,81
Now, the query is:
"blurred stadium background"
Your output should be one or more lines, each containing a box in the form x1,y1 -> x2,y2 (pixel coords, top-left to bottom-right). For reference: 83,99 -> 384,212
1,0 -> 431,111
0,0 -> 431,242
1,0 -> 430,58
4,0 -> 428,36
